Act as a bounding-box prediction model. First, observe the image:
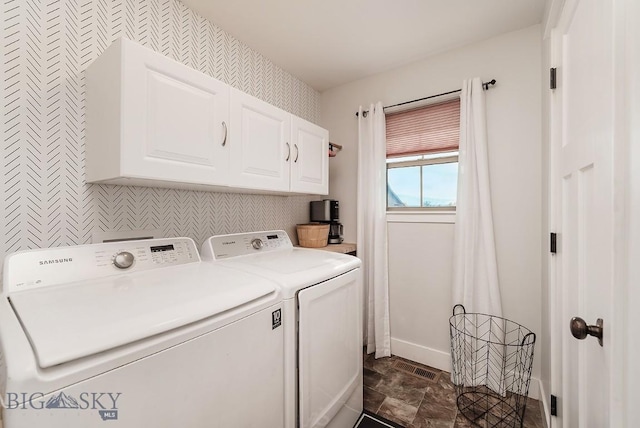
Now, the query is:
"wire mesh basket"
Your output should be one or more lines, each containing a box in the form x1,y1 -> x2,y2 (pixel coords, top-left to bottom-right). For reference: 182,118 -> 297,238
449,304 -> 536,428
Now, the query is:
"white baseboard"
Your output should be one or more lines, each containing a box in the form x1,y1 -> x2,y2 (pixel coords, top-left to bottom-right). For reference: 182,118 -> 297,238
390,337 -> 541,400
538,379 -> 551,428
390,337 -> 451,372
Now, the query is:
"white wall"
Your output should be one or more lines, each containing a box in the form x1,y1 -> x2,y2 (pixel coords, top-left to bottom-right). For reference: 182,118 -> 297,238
386,220 -> 455,370
320,25 -> 543,380
0,0 -> 321,264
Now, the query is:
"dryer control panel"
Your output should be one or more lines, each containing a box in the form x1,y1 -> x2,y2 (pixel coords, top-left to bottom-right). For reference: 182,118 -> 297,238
202,230 -> 293,260
3,237 -> 199,293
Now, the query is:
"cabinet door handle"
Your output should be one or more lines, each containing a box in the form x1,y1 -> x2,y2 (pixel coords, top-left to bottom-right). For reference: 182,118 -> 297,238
285,142 -> 290,161
221,121 -> 228,147
294,144 -> 299,163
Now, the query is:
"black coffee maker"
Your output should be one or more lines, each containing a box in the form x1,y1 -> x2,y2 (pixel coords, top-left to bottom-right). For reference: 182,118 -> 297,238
310,200 -> 344,244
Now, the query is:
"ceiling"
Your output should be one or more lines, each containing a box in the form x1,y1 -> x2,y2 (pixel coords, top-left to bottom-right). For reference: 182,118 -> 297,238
181,0 -> 545,92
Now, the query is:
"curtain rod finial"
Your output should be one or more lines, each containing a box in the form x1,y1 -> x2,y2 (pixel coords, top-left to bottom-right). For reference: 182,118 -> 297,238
483,79 -> 497,90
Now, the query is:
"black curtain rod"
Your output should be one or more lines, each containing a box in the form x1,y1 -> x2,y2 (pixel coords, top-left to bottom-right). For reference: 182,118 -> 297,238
356,79 -> 496,117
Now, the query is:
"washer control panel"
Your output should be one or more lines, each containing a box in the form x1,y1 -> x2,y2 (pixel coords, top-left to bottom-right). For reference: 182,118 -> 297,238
203,230 -> 293,260
3,237 -> 199,293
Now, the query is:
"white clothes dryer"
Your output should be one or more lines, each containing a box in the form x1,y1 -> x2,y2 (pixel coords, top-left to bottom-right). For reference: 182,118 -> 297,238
201,230 -> 363,428
0,238 -> 285,428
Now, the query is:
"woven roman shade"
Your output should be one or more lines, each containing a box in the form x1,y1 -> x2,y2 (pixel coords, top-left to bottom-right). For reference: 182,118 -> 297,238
385,98 -> 460,158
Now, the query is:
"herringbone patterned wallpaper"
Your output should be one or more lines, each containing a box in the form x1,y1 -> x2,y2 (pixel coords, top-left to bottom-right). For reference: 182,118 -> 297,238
0,0 -> 322,265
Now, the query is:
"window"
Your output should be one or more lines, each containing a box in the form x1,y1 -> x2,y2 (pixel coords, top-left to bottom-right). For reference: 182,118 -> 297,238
387,152 -> 458,208
386,98 -> 460,210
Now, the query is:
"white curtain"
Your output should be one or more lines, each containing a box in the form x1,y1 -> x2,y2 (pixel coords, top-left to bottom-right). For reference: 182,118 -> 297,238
357,102 -> 391,359
451,77 -> 504,394
452,77 -> 502,317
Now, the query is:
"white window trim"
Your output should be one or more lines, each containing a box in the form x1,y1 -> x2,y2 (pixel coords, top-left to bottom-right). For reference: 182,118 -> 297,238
386,211 -> 456,224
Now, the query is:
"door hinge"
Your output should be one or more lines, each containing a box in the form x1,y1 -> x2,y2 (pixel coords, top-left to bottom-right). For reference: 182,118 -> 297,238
550,232 -> 557,254
551,394 -> 558,416
550,68 -> 557,90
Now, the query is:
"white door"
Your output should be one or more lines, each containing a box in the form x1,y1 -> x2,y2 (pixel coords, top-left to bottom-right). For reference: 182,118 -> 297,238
290,117 -> 329,195
122,38 -> 230,185
229,88 -> 291,192
549,0 -> 630,426
297,270 -> 362,428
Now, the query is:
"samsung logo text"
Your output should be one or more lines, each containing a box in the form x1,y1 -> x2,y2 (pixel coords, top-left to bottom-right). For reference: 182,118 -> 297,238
39,258 -> 73,265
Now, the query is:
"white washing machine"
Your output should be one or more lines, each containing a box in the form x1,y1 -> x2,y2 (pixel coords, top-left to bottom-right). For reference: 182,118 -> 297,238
0,237 -> 285,427
201,230 -> 363,428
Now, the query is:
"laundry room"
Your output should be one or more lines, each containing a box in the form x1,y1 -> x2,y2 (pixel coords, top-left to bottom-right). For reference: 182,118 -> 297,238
1,1 -> 638,428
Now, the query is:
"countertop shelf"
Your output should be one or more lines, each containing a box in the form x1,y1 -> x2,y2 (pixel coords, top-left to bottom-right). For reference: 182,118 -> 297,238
297,242 -> 356,254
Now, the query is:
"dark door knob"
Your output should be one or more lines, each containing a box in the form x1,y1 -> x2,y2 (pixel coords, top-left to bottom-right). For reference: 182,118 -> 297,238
570,317 -> 603,347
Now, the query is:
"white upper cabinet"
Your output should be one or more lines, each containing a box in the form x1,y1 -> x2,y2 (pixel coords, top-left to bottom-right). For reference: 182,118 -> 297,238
290,117 -> 329,194
86,38 -> 328,195
86,38 -> 230,187
229,89 -> 291,192
229,89 -> 329,195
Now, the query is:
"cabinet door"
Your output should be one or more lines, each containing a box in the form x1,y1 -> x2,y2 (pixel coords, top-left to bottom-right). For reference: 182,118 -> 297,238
121,38 -> 230,185
229,89 -> 291,192
290,117 -> 329,194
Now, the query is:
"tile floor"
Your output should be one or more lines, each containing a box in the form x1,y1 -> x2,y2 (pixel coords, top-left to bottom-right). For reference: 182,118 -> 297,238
363,353 -> 545,428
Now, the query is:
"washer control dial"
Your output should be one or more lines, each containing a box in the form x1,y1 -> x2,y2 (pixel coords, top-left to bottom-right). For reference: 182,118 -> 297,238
251,238 -> 264,250
113,251 -> 135,269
